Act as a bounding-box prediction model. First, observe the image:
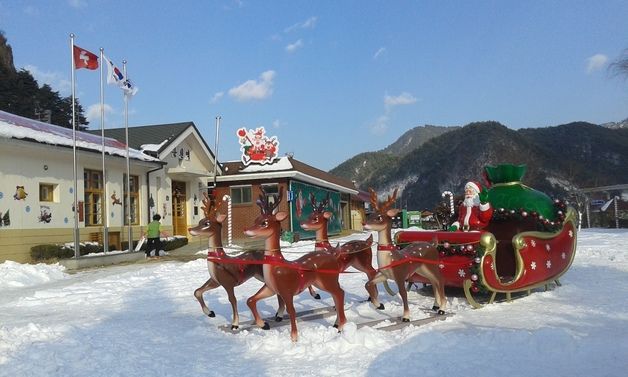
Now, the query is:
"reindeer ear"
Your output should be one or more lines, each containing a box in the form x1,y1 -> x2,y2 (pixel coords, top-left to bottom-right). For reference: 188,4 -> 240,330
216,213 -> 227,223
386,208 -> 400,218
323,211 -> 333,219
275,211 -> 289,222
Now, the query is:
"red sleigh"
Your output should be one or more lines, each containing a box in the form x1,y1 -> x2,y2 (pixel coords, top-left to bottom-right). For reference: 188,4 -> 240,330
394,164 -> 578,308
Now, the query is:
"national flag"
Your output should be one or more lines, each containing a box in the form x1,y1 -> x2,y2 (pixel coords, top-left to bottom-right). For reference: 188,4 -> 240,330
73,45 -> 99,70
103,55 -> 139,96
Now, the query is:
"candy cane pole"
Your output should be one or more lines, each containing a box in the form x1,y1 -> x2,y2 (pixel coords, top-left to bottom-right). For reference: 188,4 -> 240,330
442,191 -> 454,215
222,194 -> 232,246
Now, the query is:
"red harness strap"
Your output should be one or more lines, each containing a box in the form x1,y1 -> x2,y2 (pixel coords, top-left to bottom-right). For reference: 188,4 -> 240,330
315,241 -> 332,250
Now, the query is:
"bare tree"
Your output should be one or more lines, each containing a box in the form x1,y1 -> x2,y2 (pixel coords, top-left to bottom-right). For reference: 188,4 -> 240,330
609,49 -> 628,79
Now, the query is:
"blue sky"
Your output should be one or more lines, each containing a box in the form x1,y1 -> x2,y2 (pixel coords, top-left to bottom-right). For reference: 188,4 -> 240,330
2,0 -> 627,170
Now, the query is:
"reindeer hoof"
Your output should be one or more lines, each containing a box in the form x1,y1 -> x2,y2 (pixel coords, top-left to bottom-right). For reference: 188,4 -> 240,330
437,310 -> 445,315
377,303 -> 385,310
367,297 -> 372,302
314,294 -> 321,300
402,318 -> 410,322
274,314 -> 283,322
333,324 -> 338,329
231,325 -> 239,330
262,322 -> 270,330
432,305 -> 440,312
208,311 -> 216,318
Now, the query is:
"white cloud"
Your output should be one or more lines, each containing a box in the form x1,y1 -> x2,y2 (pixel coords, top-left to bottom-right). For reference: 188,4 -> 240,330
370,115 -> 389,135
68,0 -> 87,8
373,47 -> 386,59
24,65 -> 71,95
285,39 -> 303,53
384,92 -> 417,109
228,70 -> 276,101
285,16 -> 318,32
586,54 -> 608,73
272,119 -> 282,128
85,103 -> 115,125
210,92 -> 224,104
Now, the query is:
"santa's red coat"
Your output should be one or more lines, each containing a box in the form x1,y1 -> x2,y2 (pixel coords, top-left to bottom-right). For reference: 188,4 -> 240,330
457,202 -> 493,231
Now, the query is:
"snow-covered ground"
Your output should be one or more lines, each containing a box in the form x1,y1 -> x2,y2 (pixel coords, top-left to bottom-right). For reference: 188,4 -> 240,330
1,228 -> 627,377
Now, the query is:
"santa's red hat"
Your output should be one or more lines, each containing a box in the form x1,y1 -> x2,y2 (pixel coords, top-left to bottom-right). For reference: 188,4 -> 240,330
465,181 -> 482,195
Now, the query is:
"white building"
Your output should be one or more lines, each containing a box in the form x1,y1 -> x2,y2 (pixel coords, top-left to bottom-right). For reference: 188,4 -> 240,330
0,111 -> 219,263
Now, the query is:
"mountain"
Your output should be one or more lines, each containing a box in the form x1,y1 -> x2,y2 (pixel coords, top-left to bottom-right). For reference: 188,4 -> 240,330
381,124 -> 460,156
332,121 -> 628,210
0,32 -> 16,73
601,118 -> 628,129
329,124 -> 458,186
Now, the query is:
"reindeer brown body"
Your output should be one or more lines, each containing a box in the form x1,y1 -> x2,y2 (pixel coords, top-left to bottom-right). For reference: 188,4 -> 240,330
300,193 -> 378,302
190,194 -> 285,330
245,188 -> 347,342
364,189 -> 447,321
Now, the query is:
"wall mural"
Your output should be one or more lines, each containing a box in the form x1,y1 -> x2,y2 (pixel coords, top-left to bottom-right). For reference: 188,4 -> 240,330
289,181 -> 341,239
0,210 -> 10,227
38,206 -> 52,223
111,191 -> 122,205
13,186 -> 28,200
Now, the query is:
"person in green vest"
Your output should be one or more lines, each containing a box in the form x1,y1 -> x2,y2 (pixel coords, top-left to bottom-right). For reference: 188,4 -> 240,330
145,214 -> 167,257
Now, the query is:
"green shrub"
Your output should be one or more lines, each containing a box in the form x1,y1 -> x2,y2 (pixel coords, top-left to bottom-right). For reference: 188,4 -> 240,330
30,244 -> 74,261
163,237 -> 188,251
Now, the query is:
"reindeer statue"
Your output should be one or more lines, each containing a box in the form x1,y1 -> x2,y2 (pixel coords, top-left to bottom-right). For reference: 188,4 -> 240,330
245,187 -> 347,342
364,188 -> 447,321
189,193 -> 286,330
300,192 -> 379,304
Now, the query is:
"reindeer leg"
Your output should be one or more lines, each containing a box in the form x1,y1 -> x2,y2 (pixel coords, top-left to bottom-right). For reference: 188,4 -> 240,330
366,272 -> 388,310
246,284 -> 276,330
308,285 -> 321,300
224,286 -> 240,330
417,265 -> 447,315
354,262 -> 379,302
194,278 -> 220,317
396,274 -> 411,322
274,295 -> 286,322
283,294 -> 299,342
329,285 -> 346,332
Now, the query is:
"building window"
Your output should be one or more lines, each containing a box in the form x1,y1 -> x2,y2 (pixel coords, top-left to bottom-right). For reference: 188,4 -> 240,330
230,185 -> 252,204
124,174 -> 140,225
84,169 -> 103,226
261,183 -> 279,206
39,183 -> 56,202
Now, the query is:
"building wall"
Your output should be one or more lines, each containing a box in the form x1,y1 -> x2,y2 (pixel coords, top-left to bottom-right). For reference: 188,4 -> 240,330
212,180 -> 290,244
0,138 -> 160,262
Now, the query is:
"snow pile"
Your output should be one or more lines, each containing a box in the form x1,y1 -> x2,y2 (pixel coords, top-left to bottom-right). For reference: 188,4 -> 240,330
0,261 -> 68,289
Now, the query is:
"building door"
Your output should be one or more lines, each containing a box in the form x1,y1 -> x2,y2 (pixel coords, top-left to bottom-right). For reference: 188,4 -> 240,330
172,181 -> 187,236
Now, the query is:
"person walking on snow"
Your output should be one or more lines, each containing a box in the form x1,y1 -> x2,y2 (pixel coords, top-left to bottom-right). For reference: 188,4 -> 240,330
449,181 -> 493,232
145,214 -> 167,257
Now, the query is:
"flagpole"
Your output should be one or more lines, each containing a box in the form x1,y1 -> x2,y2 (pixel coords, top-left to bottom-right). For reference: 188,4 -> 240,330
123,60 -> 132,253
70,33 -> 80,258
100,48 -> 109,252
213,116 -> 221,189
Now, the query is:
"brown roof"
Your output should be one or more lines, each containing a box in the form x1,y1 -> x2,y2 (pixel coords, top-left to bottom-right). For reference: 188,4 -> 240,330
219,157 -> 358,193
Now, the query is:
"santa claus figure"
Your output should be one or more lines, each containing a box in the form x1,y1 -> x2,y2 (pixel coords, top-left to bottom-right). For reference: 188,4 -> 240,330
449,181 -> 493,232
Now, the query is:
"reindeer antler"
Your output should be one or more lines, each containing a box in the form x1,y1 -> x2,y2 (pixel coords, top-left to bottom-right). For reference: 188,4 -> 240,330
368,187 -> 398,213
201,192 -> 222,219
257,186 -> 284,215
310,192 -> 331,213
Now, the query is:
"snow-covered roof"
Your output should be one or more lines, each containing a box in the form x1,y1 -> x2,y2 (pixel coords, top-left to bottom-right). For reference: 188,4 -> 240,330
219,156 -> 358,195
0,110 -> 160,162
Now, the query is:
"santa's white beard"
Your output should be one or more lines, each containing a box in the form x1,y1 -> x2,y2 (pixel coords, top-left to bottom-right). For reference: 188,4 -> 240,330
463,195 -> 479,207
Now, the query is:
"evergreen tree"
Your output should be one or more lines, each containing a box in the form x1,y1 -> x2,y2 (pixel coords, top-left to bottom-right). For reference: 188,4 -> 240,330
0,32 -> 89,130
